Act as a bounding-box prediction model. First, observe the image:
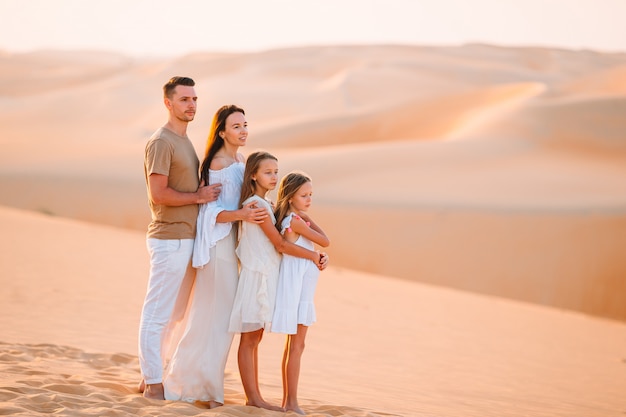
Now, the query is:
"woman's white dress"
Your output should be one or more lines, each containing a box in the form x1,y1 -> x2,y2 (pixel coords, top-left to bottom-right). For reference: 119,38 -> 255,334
229,195 -> 281,333
163,162 -> 243,403
271,212 -> 320,335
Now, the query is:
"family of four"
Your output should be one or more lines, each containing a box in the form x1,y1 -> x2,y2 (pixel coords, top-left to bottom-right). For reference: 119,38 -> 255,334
138,76 -> 329,414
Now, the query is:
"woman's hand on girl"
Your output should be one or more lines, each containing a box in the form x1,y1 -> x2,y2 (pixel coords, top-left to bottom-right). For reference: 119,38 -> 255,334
240,201 -> 269,224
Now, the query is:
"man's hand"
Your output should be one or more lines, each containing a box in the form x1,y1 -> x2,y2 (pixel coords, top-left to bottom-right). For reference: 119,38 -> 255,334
197,183 -> 222,203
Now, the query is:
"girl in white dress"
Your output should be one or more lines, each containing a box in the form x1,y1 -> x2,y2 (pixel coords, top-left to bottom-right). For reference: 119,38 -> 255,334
229,151 -> 327,411
271,172 -> 330,415
163,105 -> 268,408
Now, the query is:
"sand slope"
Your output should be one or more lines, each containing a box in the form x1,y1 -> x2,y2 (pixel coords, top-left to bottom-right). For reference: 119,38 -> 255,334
1,205 -> 625,417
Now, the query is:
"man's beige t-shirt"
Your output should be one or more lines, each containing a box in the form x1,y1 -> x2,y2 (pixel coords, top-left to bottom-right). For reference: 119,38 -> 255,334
144,127 -> 200,239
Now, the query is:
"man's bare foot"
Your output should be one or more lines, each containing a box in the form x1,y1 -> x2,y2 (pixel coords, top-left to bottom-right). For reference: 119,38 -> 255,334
246,399 -> 285,412
143,383 -> 165,400
138,379 -> 145,393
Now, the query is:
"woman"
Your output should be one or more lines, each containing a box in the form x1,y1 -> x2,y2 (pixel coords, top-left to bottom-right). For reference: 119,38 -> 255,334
163,105 -> 267,408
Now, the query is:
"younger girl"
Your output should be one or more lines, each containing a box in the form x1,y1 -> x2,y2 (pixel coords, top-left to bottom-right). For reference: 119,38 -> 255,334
271,171 -> 330,415
229,152 -> 327,411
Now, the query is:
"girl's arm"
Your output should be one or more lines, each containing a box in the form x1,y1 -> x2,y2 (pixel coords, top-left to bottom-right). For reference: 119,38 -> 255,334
290,214 -> 330,247
258,216 -> 322,265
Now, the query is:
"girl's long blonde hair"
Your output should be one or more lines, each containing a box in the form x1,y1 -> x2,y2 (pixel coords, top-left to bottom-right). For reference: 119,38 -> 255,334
274,171 -> 311,231
239,151 -> 278,207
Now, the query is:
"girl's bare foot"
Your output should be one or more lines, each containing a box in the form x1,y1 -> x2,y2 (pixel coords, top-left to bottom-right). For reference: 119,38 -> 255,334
143,383 -> 165,400
285,405 -> 306,415
246,399 -> 285,412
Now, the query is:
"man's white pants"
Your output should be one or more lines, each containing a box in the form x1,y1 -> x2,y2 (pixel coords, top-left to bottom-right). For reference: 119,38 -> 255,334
138,238 -> 194,385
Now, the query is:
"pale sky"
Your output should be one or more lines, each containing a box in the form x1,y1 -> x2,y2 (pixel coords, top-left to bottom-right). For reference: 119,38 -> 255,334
1,0 -> 625,57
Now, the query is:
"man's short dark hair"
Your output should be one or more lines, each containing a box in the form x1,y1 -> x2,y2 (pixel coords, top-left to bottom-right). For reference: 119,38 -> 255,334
163,76 -> 195,98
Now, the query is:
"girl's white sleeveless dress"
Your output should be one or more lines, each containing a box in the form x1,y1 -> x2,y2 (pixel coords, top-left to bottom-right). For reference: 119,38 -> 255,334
163,162 -> 243,404
271,212 -> 320,335
229,195 -> 281,333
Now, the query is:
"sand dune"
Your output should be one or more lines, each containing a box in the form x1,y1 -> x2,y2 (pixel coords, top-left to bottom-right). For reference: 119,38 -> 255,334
461,94 -> 626,151
0,43 -> 619,417
1,44 -> 625,322
1,205 -> 625,417
552,64 -> 626,98
253,82 -> 547,147
0,50 -> 133,97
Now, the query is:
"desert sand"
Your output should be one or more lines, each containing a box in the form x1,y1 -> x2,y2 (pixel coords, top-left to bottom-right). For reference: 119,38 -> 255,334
1,44 -> 626,416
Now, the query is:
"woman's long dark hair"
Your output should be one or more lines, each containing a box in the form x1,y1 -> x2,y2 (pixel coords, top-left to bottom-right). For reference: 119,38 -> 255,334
200,104 -> 245,185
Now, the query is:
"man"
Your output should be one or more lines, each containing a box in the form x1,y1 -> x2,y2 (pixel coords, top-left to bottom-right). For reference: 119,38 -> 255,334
138,76 -> 221,400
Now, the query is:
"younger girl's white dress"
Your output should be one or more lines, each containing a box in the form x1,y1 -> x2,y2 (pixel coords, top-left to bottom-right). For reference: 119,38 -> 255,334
271,212 -> 320,335
229,195 -> 281,333
163,162 -> 243,404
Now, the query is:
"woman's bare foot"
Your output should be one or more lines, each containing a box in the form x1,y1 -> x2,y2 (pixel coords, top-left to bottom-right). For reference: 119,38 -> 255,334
246,399 -> 285,412
208,400 -> 223,409
195,400 -> 223,409
143,383 -> 164,400
138,379 -> 145,393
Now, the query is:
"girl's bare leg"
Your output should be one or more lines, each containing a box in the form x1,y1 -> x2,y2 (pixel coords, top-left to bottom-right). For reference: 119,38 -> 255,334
238,329 -> 283,411
281,336 -> 290,405
282,325 -> 308,415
